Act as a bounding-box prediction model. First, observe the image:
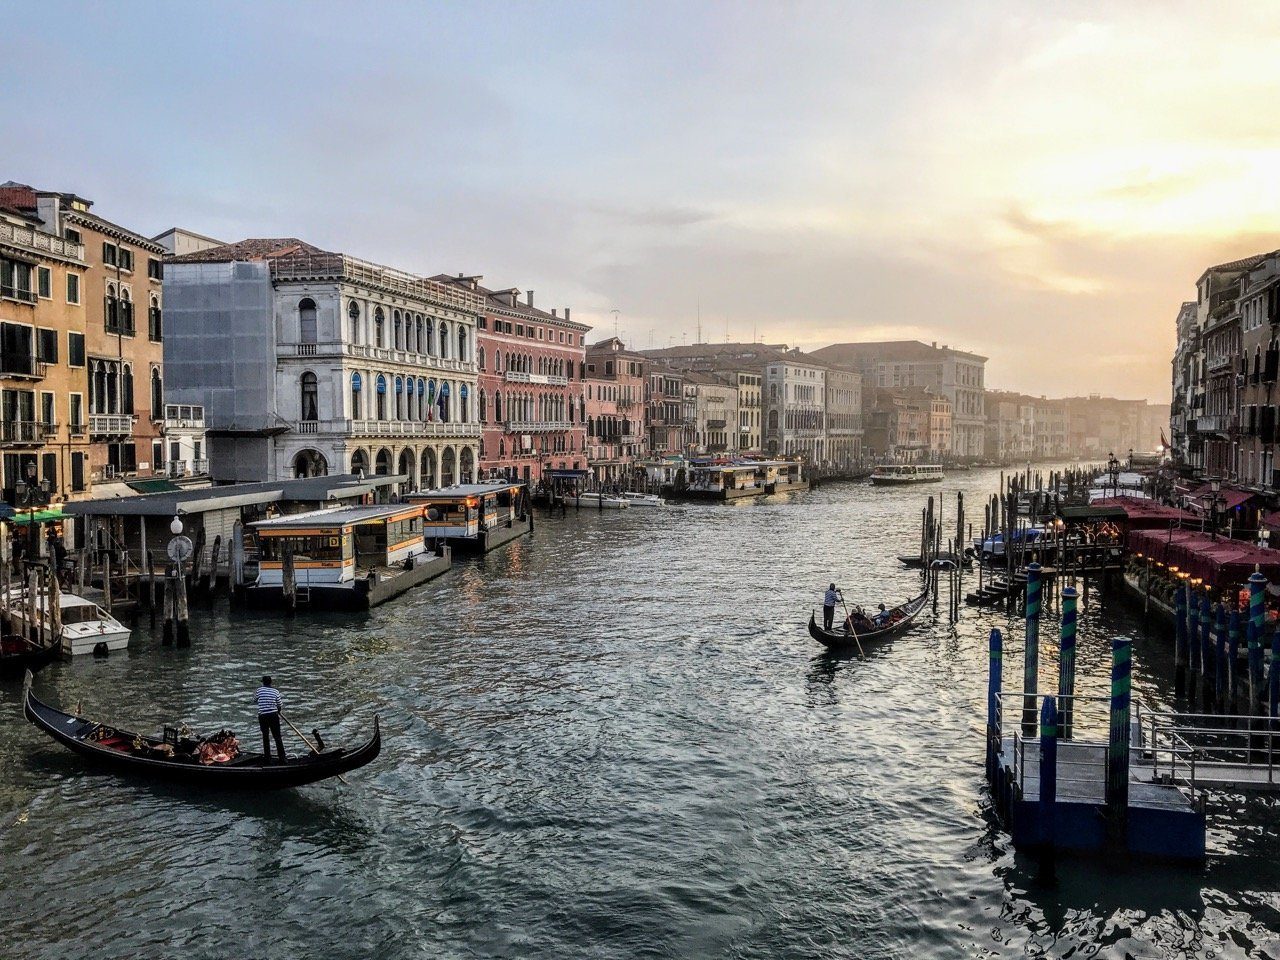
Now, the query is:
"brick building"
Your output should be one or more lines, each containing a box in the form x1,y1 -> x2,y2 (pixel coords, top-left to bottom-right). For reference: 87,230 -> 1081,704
584,337 -> 647,483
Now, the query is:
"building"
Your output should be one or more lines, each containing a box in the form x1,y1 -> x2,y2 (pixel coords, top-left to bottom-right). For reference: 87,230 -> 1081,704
164,238 -> 482,489
811,341 -> 987,458
682,370 -> 738,455
645,368 -> 685,456
763,349 -> 826,460
1170,300 -> 1200,470
584,337 -> 647,482
3,183 -> 172,487
434,276 -> 589,483
0,190 -> 91,504
864,388 -> 927,462
153,227 -> 224,258
822,364 -> 863,467
723,367 -> 762,454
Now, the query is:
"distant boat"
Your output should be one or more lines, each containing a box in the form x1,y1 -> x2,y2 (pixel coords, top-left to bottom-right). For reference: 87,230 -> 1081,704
870,464 -> 945,486
619,492 -> 667,508
807,588 -> 931,649
6,588 -> 130,657
0,635 -> 59,680
574,493 -> 630,509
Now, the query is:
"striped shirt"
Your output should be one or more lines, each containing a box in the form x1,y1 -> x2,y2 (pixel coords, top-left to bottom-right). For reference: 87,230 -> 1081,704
255,686 -> 283,715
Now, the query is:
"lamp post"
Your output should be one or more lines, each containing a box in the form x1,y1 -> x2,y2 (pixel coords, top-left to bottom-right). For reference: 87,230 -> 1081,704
14,461 -> 50,570
1261,527 -> 1271,551
1107,451 -> 1120,499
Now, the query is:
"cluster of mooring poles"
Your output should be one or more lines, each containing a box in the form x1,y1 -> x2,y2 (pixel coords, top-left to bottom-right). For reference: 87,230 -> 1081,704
919,493 -> 968,624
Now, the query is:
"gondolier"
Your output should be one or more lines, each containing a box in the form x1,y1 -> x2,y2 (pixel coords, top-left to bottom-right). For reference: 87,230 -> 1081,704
822,583 -> 841,631
256,676 -> 287,763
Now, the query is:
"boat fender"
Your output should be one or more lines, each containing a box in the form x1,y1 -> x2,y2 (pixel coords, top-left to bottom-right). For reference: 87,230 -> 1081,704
92,641 -> 109,657
312,728 -> 325,752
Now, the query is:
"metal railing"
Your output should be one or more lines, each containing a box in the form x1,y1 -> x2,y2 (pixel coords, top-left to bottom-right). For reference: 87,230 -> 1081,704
0,351 -> 46,378
89,413 -> 136,436
504,370 -> 569,386
0,420 -> 41,445
505,420 -> 572,432
1142,710 -> 1279,791
297,418 -> 481,438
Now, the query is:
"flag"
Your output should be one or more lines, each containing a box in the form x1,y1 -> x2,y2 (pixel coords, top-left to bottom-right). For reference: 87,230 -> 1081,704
1159,428 -> 1170,451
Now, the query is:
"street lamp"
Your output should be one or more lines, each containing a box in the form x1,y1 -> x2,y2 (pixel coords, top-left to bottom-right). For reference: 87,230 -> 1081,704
14,461 -> 50,569
170,515 -> 183,537
1260,527 -> 1271,551
1107,451 -> 1120,498
1209,477 -> 1222,542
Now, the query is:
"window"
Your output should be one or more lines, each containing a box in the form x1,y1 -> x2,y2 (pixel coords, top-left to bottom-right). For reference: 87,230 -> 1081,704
66,272 -> 80,304
375,374 -> 387,420
350,372 -> 362,418
70,393 -> 83,432
40,392 -> 54,428
64,228 -> 81,245
458,327 -> 467,361
299,298 -> 317,344
1,257 -> 34,302
118,248 -> 134,271
301,372 -> 319,421
37,267 -> 51,299
148,258 -> 163,280
374,308 -> 385,347
36,328 -> 57,363
121,364 -> 134,414
516,324 -> 524,337
102,242 -> 117,266
148,297 -> 162,341
67,332 -> 85,367
71,452 -> 85,492
150,367 -> 162,418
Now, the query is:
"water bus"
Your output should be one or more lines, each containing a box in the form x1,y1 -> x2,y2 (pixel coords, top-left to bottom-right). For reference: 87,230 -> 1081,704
247,504 -> 451,610
870,463 -> 945,486
407,482 -> 531,555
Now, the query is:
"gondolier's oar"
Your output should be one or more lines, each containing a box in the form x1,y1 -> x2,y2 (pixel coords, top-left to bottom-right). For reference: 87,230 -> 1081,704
282,712 -> 350,785
838,592 -> 866,659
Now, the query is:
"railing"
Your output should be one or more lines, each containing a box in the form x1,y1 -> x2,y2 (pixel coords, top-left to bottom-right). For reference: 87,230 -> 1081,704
0,420 -> 41,445
297,418 -> 481,438
39,420 -> 58,437
0,220 -> 85,261
284,341 -> 473,371
0,284 -> 37,304
268,253 -> 488,314
505,420 -> 572,432
1142,710 -> 1280,793
0,352 -> 45,378
69,421 -> 86,436
1196,414 -> 1232,433
163,404 -> 205,429
89,413 -> 136,436
504,371 -> 569,386
705,419 -> 727,430
167,458 -> 211,478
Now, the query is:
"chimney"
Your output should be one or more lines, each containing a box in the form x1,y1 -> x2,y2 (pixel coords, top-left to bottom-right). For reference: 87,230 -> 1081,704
931,341 -> 937,349
551,308 -> 558,318
526,290 -> 534,308
565,307 -> 571,322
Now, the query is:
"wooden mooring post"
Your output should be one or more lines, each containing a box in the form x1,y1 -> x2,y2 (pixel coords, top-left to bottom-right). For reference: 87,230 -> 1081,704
1038,696 -> 1058,884
1174,584 -> 1188,697
175,565 -> 190,646
1058,586 -> 1077,740
1106,635 -> 1132,850
1021,562 -> 1042,737
986,627 -> 1003,782
147,549 -> 157,626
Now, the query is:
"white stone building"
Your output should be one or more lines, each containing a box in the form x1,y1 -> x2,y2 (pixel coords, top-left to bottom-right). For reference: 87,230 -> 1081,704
764,349 -> 827,460
163,239 -> 482,490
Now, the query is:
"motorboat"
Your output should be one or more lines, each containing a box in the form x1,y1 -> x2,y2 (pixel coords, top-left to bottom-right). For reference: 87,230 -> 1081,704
574,492 -> 630,509
619,492 -> 667,508
6,588 -> 130,656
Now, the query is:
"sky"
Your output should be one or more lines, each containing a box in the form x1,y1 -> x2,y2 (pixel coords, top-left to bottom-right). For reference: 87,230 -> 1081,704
6,1 -> 1280,403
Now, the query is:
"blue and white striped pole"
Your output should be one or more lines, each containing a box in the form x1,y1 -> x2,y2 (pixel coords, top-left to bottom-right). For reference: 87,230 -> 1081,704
1058,586 -> 1077,739
1107,635 -> 1132,849
1022,563 -> 1042,738
1038,696 -> 1058,882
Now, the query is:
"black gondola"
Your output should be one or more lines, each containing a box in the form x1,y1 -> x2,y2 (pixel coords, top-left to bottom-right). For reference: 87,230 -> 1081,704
0,635 -> 59,681
808,588 -> 931,649
23,682 -> 380,789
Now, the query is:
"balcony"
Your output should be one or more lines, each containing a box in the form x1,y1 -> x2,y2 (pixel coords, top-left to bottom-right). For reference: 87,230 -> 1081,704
167,459 -> 209,478
69,421 -> 86,436
284,341 -> 474,372
505,420 -> 572,433
0,220 -> 84,262
164,403 -> 205,430
503,370 -> 569,386
296,418 -> 482,438
705,419 -> 727,430
0,352 -> 45,379
1195,414 -> 1233,434
0,284 -> 36,305
0,420 -> 41,446
89,414 -> 137,437
39,420 -> 58,437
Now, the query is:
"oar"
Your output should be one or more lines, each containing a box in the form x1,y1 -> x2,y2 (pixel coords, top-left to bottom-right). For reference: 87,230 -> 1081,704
838,593 -> 866,659
282,712 -> 350,785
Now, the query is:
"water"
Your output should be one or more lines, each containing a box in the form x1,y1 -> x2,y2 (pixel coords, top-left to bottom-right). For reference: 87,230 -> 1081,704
2,468 -> 1280,959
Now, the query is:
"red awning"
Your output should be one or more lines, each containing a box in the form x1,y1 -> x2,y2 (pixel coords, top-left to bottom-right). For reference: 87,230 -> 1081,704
1183,485 -> 1257,515
1128,527 -> 1280,588
1090,496 -> 1199,529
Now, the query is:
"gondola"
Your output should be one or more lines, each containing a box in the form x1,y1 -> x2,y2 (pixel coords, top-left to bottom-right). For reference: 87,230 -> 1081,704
0,635 -> 59,680
23,681 -> 380,789
808,587 -> 931,649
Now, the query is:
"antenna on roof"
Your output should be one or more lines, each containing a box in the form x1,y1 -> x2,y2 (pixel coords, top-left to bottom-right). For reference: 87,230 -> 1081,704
696,301 -> 702,344
611,309 -> 620,339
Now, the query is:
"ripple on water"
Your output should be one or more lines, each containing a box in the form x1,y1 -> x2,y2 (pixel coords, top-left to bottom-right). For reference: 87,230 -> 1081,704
2,470 -> 1280,958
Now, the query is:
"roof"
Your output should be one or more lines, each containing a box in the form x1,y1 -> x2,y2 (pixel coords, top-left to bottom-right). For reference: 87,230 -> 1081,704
61,473 -> 405,517
250,503 -> 421,530
431,275 -> 591,331
152,226 -> 225,246
169,237 -> 330,264
1196,252 -> 1275,286
408,482 -> 525,498
812,340 -> 988,364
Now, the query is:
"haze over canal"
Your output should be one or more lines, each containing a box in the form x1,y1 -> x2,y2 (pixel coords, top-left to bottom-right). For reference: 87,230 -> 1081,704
2,467 -> 1278,959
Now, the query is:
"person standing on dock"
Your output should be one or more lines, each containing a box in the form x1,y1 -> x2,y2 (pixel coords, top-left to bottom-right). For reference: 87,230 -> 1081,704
255,676 -> 287,763
822,584 -> 840,631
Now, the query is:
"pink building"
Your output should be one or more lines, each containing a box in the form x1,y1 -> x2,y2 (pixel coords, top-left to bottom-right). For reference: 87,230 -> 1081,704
584,337 -> 648,484
435,276 -> 590,483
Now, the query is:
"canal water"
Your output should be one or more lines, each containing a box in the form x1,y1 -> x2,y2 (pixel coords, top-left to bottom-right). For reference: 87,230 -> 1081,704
2,467 -> 1279,959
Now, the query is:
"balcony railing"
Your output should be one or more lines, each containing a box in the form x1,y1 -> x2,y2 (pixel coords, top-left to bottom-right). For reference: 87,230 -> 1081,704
505,420 -> 572,433
0,420 -> 41,445
0,284 -> 36,304
69,421 -> 86,436
296,418 -> 481,438
167,459 -> 210,478
89,413 -> 137,437
0,352 -> 46,379
705,419 -> 727,430
0,220 -> 85,261
503,370 -> 569,386
1195,414 -> 1233,433
39,420 -> 58,437
164,403 -> 205,429
284,341 -> 474,371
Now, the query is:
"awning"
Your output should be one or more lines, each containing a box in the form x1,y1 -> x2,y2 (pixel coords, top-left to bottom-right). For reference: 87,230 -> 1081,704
9,506 -> 65,526
127,478 -> 181,494
1184,484 -> 1257,515
1087,496 -> 1200,529
1128,527 -> 1280,587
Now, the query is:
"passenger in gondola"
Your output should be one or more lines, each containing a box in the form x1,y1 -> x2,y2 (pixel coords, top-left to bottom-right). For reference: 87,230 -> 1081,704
255,676 -> 287,763
871,603 -> 889,627
822,583 -> 840,631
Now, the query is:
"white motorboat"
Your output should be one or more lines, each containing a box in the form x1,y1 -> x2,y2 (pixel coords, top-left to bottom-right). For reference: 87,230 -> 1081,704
6,589 -> 131,656
870,463 -> 945,485
619,492 -> 667,508
574,492 -> 630,509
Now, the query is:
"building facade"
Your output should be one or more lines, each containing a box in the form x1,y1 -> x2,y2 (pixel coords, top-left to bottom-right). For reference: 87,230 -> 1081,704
584,337 -> 647,482
682,371 -> 738,455
165,239 -> 482,489
812,341 -> 987,458
0,197 -> 90,504
822,364 -> 863,467
764,350 -> 826,460
436,277 -> 589,483
646,368 -> 685,456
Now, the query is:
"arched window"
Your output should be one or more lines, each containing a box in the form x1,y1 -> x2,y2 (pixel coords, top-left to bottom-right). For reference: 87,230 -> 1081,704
417,378 -> 426,420
351,372 -> 362,419
478,346 -> 486,371
460,384 -> 470,422
415,315 -> 423,353
495,391 -> 503,422
495,350 -> 503,372
425,318 -> 435,355
301,371 -> 319,421
150,366 -> 162,418
393,310 -> 403,350
479,389 -> 487,422
438,381 -> 450,422
299,298 -> 317,343
121,363 -> 134,414
374,307 -> 385,347
458,327 -> 467,361
394,376 -> 404,419
375,374 -> 387,420
440,322 -> 450,359
348,301 -> 361,343
351,448 -> 369,475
